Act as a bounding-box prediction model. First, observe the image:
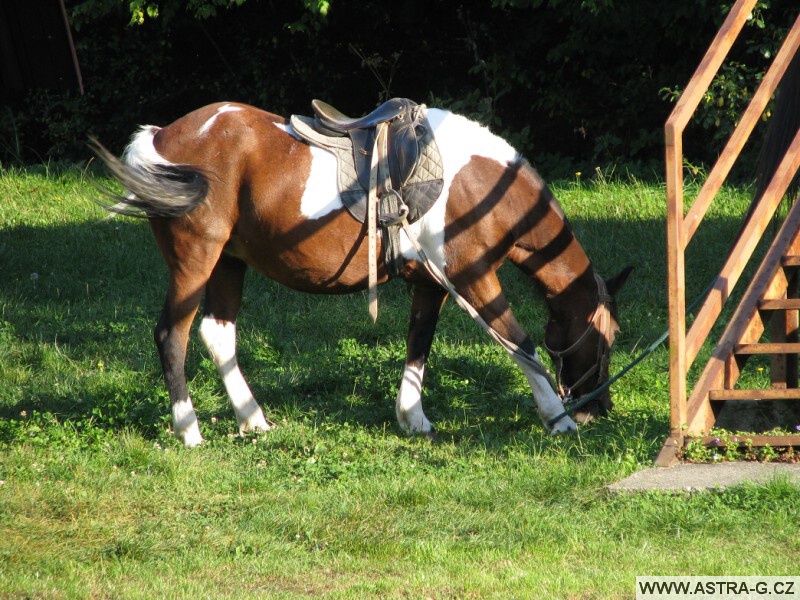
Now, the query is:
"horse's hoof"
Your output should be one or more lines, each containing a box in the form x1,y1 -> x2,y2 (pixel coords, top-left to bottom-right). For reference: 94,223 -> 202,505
178,430 -> 204,448
239,413 -> 276,435
175,421 -> 204,447
397,422 -> 436,440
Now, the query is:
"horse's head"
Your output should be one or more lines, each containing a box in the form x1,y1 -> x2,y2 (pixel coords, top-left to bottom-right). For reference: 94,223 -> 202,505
544,266 -> 633,423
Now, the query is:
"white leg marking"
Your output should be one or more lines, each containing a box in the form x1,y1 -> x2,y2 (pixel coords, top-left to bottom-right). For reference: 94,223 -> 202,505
511,351 -> 577,435
172,397 -> 203,447
395,362 -> 433,435
199,317 -> 272,435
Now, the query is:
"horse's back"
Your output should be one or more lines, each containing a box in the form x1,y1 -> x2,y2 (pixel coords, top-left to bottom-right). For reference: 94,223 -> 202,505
153,102 -> 286,163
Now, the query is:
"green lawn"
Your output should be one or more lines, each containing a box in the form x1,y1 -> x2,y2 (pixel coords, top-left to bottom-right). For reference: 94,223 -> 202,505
1,166 -> 798,598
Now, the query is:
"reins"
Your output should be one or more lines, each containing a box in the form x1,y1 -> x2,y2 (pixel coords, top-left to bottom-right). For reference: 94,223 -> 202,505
397,219 -> 557,386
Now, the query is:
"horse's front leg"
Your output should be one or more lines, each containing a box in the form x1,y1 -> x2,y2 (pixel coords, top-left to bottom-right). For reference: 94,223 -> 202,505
455,272 -> 577,435
396,284 -> 448,437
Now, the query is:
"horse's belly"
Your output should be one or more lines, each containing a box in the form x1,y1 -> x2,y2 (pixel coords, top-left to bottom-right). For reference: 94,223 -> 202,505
225,212 -> 380,294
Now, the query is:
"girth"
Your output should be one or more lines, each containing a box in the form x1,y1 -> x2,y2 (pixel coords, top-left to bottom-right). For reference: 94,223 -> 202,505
290,98 -> 444,280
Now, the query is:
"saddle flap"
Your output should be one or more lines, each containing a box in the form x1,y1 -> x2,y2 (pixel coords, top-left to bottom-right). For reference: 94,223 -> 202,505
388,118 -> 420,187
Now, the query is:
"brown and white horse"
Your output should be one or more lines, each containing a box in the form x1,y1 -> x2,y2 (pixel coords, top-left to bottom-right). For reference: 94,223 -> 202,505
94,101 -> 631,447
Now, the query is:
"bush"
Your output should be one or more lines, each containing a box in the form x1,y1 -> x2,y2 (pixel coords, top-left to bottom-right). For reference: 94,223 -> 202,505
2,0 -> 797,175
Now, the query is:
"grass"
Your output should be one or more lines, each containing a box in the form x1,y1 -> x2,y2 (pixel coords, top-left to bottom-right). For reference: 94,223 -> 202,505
1,165 -> 799,598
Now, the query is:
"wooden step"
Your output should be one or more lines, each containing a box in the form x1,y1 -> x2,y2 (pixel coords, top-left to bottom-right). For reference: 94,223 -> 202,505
782,255 -> 800,267
759,298 -> 800,310
734,342 -> 800,354
709,388 -> 800,401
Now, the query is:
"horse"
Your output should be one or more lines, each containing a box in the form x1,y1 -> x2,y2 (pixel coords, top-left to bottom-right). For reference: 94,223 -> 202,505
92,100 -> 631,447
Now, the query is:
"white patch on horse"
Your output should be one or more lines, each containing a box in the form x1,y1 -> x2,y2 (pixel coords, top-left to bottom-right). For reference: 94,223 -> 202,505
172,396 -> 203,447
198,316 -> 272,435
198,104 -> 243,137
399,108 -> 521,271
275,122 -> 343,219
395,361 -> 433,434
511,350 -> 577,435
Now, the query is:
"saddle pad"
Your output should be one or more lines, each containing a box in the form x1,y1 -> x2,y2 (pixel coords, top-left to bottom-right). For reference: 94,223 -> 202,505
289,111 -> 444,224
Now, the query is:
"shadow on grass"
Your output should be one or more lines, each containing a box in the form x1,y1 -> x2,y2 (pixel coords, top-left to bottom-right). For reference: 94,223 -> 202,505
0,210 -> 751,460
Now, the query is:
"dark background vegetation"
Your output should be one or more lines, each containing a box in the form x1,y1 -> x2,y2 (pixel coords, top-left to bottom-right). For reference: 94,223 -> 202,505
1,0 -> 797,178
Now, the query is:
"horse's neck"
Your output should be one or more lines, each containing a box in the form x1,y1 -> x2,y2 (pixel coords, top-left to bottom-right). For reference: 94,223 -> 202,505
539,265 -> 598,322
517,181 -> 595,304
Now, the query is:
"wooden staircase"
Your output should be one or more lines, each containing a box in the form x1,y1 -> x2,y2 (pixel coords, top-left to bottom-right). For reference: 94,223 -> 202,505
702,199 -> 800,414
658,0 -> 800,466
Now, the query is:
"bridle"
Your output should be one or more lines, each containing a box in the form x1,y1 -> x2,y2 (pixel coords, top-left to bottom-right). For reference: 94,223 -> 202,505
542,273 -> 614,404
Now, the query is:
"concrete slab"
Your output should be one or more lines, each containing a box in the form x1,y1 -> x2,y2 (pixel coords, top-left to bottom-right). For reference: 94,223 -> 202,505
608,462 -> 800,493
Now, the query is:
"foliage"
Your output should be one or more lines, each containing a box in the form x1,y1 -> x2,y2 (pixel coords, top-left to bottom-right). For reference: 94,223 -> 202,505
660,1 -> 793,152
683,430 -> 799,463
1,1 -> 798,175
70,0 -> 254,25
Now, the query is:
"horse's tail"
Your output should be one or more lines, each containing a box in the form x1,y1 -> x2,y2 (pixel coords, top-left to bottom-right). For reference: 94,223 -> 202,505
749,51 -> 800,220
90,126 -> 209,218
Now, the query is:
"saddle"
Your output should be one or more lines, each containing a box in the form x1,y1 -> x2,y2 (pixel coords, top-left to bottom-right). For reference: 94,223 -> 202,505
290,98 -> 444,271
310,98 -> 431,204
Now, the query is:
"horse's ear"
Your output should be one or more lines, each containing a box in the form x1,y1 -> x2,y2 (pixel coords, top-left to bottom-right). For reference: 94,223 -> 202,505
605,266 -> 634,297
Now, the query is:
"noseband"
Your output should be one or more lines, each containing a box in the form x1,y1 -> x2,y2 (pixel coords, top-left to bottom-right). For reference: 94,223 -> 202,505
543,274 -> 614,403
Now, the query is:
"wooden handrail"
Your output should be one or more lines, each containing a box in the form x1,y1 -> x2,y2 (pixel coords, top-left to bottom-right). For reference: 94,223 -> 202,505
664,0 -> 759,140
683,17 -> 800,246
685,128 -> 800,368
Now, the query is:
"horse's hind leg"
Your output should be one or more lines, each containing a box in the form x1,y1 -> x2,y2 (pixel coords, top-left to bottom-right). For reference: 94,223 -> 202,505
155,273 -> 208,447
397,284 -> 448,437
198,253 -> 272,435
153,225 -> 229,447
